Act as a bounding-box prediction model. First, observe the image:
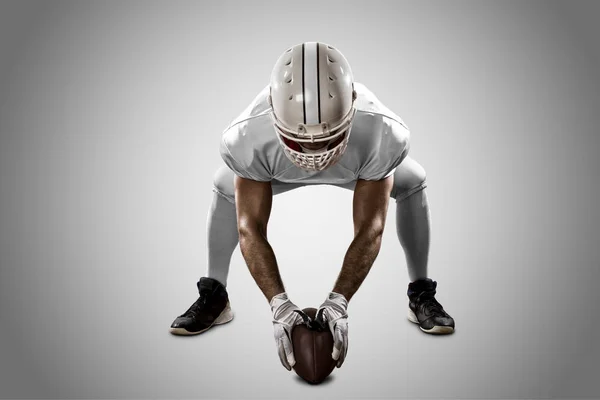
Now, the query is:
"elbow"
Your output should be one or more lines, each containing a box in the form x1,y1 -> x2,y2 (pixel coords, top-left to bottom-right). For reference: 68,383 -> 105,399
355,222 -> 385,244
237,218 -> 267,242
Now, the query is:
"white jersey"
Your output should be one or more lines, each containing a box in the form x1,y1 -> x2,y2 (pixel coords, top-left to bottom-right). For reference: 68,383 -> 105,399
219,82 -> 410,183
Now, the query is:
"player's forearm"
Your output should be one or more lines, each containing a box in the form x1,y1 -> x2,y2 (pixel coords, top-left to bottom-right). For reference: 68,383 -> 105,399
238,230 -> 286,303
332,231 -> 384,302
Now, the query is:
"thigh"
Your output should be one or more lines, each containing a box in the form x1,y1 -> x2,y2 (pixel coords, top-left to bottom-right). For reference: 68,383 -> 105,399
390,156 -> 427,201
327,156 -> 427,201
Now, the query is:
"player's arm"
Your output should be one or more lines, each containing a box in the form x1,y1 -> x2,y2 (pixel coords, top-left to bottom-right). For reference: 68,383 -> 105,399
331,175 -> 394,302
234,175 -> 286,303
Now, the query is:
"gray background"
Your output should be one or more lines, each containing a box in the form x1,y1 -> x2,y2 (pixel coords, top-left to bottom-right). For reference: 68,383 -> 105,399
1,0 -> 599,398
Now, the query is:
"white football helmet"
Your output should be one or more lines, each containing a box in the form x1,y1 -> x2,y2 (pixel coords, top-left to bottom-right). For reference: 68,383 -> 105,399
268,42 -> 357,171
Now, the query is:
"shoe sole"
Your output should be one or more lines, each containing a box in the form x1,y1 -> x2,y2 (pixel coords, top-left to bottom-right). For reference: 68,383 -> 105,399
407,309 -> 454,335
169,301 -> 234,336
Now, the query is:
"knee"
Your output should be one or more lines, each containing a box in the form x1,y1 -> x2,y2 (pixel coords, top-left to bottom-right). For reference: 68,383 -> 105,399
392,158 -> 427,201
212,165 -> 236,204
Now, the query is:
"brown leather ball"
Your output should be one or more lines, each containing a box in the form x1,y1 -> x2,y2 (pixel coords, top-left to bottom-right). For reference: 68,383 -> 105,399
292,307 -> 336,384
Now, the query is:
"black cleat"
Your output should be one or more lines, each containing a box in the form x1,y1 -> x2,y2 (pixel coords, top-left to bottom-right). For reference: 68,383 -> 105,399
407,278 -> 455,335
169,277 -> 233,336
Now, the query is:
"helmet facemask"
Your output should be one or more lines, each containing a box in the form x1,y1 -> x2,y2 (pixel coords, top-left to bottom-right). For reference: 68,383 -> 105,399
272,106 -> 356,171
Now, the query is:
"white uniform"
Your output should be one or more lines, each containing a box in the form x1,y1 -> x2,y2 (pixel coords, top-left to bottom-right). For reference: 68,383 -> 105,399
220,82 -> 411,184
206,78 -> 428,289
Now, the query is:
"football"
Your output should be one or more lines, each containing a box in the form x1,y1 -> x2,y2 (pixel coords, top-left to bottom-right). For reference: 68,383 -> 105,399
292,307 -> 337,384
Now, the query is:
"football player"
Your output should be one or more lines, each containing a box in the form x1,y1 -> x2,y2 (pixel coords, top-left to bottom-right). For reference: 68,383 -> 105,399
170,42 -> 455,371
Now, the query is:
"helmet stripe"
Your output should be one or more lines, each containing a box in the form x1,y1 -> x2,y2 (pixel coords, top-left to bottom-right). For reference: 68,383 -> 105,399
303,42 -> 320,125
316,42 -> 321,123
302,43 -> 306,124
301,43 -> 306,125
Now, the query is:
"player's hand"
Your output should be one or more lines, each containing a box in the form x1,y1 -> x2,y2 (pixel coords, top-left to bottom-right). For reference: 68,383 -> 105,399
316,292 -> 349,368
270,292 -> 305,371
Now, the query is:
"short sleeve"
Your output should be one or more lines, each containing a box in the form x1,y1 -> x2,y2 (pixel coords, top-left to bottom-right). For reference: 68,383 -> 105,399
219,138 -> 272,182
357,119 -> 410,181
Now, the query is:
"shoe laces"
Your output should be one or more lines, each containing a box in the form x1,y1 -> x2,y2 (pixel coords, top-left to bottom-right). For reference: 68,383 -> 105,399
416,290 -> 448,318
182,290 -> 211,319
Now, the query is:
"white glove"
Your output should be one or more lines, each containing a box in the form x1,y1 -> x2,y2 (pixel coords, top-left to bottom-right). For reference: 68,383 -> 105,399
270,292 -> 305,371
316,292 -> 349,368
